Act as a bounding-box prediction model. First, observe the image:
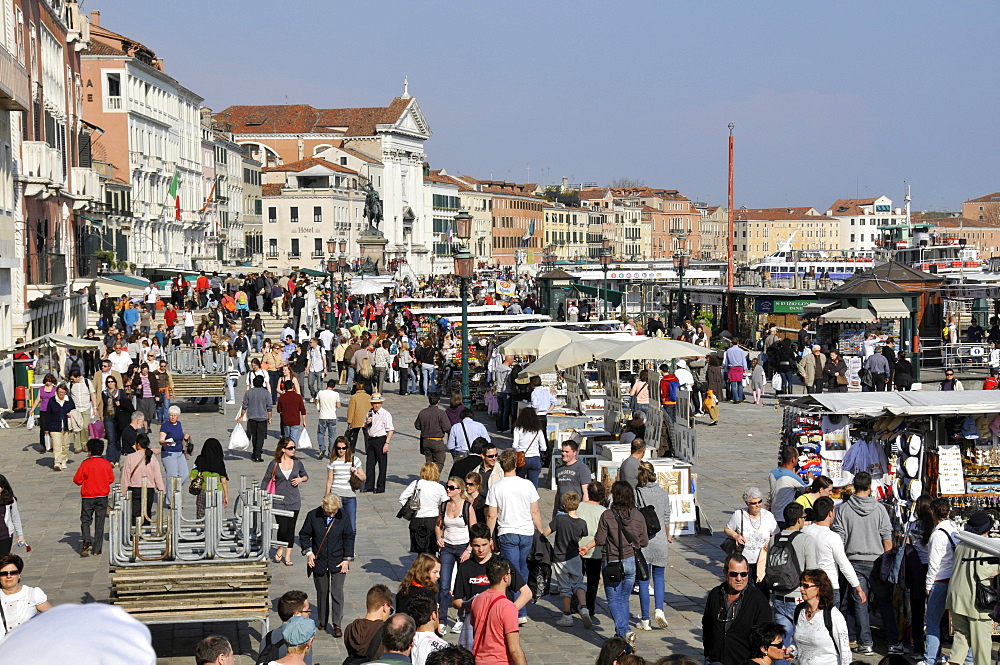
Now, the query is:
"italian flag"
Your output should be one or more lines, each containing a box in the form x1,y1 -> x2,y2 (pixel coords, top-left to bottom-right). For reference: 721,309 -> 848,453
168,170 -> 181,220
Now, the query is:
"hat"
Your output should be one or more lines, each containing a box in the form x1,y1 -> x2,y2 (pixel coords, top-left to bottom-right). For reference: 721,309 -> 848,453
907,433 -> 923,456
370,394 -> 385,403
903,456 -> 920,479
965,510 -> 993,535
908,479 -> 923,501
282,615 -> 316,647
977,415 -> 993,439
962,415 -> 980,440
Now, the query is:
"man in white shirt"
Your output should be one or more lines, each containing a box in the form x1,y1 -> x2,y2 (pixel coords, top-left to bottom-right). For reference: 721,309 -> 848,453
446,409 -> 490,459
143,282 -> 159,319
305,338 -> 327,399
801,497 -> 866,606
363,395 -> 394,494
108,344 -> 133,375
281,324 -> 296,343
315,380 -> 341,460
528,375 -> 557,442
405,595 -> 447,665
319,327 -> 335,371
486,449 -> 544,622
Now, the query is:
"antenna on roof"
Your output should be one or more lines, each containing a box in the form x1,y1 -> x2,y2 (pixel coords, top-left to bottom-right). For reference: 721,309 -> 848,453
402,76 -> 411,99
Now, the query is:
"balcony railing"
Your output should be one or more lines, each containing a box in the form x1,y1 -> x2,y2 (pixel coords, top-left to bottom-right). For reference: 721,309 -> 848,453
107,96 -> 122,110
71,167 -> 100,201
266,249 -> 280,259
0,44 -> 29,112
27,252 -> 67,286
311,250 -> 325,258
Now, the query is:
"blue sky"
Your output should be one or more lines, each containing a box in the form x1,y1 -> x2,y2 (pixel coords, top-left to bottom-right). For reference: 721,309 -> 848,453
85,0 -> 999,211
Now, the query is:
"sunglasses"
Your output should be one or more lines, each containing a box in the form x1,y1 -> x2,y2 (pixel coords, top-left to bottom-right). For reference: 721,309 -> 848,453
465,482 -> 477,487
283,446 -> 296,451
746,500 -> 762,506
335,446 -> 348,451
800,582 -> 817,589
446,485 -> 460,491
0,570 -> 19,577
768,642 -> 785,649
484,454 -> 498,459
728,571 -> 749,578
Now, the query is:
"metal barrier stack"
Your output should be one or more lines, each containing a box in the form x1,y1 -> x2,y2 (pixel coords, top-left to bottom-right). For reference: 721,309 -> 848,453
107,476 -> 292,635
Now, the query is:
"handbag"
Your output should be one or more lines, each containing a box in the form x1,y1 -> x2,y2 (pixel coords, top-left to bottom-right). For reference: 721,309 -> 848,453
975,568 -> 998,611
613,509 -> 649,582
189,471 -> 204,496
265,464 -> 277,495
396,483 -> 421,520
836,374 -> 848,386
720,510 -> 745,556
727,366 -> 745,383
348,456 -> 364,491
88,419 -> 105,439
516,432 -> 539,468
636,488 -> 661,539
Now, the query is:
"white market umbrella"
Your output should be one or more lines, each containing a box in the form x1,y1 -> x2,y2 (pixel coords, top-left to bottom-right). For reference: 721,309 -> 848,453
601,337 -> 708,362
522,339 -> 627,376
499,327 -> 589,357
350,279 -> 384,296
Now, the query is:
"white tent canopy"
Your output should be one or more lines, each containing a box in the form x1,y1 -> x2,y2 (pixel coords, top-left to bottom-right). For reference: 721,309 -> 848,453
791,391 -> 1000,418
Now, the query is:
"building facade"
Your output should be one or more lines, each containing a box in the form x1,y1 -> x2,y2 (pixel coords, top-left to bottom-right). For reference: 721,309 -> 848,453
543,204 -> 589,262
734,207 -> 841,263
825,196 -> 906,252
963,192 -> 1000,226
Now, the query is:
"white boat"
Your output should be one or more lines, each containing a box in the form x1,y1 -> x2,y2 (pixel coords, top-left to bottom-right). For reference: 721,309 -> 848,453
890,242 -> 982,274
747,236 -> 877,279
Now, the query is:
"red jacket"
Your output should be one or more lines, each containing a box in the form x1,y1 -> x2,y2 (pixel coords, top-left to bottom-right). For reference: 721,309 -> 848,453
276,391 -> 306,426
73,455 -> 115,498
196,276 -> 210,292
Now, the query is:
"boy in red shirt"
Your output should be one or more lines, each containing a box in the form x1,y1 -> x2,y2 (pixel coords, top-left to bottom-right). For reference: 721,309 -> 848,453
72,438 -> 115,557
470,557 -> 526,665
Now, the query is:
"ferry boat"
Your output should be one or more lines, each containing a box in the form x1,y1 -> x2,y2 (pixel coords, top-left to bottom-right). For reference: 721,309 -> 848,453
747,240 -> 877,280
889,241 -> 982,274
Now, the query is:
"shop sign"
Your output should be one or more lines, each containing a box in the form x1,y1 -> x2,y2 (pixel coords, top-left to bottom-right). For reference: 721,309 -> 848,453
756,299 -> 812,314
495,280 -> 516,297
689,292 -> 723,306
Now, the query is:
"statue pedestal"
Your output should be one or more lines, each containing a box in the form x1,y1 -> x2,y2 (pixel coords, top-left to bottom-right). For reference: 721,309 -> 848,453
357,233 -> 389,275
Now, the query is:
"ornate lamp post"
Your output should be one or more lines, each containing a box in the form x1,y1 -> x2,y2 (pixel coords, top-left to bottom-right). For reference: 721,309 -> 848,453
599,239 -> 613,320
325,238 -> 339,329
672,234 -> 690,327
453,210 -> 474,405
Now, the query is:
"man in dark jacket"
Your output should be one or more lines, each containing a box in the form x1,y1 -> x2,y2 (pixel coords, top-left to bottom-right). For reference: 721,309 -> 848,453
702,553 -> 770,665
414,392 -> 451,470
300,494 -> 356,637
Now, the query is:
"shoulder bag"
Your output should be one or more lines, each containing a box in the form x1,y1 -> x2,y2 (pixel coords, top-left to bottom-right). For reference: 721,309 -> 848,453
615,509 -> 649,582
636,488 -> 661,539
720,510 -> 745,557
396,482 -> 421,521
348,456 -> 364,491
306,513 -> 338,579
265,463 -> 277,495
189,470 -> 205,496
516,432 -> 539,468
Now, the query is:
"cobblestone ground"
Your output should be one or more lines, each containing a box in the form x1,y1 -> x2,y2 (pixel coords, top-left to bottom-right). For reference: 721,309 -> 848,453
4,381 -> 895,664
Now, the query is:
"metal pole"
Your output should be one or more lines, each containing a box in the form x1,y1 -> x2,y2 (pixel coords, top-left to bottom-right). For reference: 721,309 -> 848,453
327,269 -> 335,330
678,264 -> 685,324
460,277 -> 470,406
602,264 -> 608,320
727,123 -> 735,331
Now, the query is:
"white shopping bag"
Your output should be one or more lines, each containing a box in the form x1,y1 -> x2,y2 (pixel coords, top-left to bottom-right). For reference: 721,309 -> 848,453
771,373 -> 783,392
26,412 -> 34,430
296,428 -> 313,450
228,423 -> 251,451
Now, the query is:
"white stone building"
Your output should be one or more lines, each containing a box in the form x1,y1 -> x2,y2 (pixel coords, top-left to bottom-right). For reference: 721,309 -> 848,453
825,196 -> 907,253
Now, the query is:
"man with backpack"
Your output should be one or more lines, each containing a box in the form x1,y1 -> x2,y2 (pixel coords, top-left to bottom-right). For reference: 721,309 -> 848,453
766,503 -> 817,659
257,590 -> 313,665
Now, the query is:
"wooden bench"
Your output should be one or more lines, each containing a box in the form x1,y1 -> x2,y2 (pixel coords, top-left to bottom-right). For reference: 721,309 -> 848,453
170,375 -> 228,414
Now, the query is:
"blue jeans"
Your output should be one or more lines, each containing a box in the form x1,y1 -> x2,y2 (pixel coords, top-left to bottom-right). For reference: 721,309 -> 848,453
499,533 -> 532,618
340,494 -> 357,538
421,364 -> 437,394
603,557 -> 636,637
409,369 -> 420,393
729,379 -> 745,402
346,366 -> 355,389
516,455 -> 542,488
284,424 -> 303,445
307,371 -> 323,399
253,331 -> 264,353
638,564 -> 665,620
771,595 -> 797,665
840,560 -> 873,648
161,450 -> 188,506
156,397 -> 171,424
438,542 -> 468,625
496,393 -> 512,431
317,419 -> 336,455
924,581 -> 972,665
103,418 -> 121,464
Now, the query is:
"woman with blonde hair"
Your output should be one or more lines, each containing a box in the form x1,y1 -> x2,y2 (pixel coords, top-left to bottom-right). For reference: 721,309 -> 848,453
396,552 -> 441,617
399,462 -> 448,555
436,475 -> 477,629
356,356 -> 375,395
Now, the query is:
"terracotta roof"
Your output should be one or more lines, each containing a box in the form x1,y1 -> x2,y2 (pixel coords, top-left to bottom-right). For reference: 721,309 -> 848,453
423,170 -> 458,186
262,157 -> 357,175
578,188 -> 611,200
337,146 -> 381,165
262,184 -> 284,196
611,187 -> 688,201
933,217 -> 1000,228
82,40 -> 125,57
736,207 -> 823,221
965,192 -> 1000,204
215,98 -> 411,138
460,179 -> 539,197
827,198 -> 877,215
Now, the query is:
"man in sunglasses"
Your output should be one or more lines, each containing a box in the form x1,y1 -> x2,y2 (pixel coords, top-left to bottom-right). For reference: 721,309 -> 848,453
701,553 -> 770,665
450,440 -> 497,493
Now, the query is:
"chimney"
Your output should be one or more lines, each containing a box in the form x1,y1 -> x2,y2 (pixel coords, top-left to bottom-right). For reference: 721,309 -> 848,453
561,176 -> 569,193
90,10 -> 100,26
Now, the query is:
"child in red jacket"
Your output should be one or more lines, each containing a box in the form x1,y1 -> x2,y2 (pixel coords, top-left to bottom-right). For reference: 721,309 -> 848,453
72,438 -> 115,557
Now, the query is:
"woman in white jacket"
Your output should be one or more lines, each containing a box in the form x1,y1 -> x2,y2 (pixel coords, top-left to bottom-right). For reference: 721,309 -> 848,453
399,462 -> 448,555
0,475 -> 26,556
512,407 -> 546,488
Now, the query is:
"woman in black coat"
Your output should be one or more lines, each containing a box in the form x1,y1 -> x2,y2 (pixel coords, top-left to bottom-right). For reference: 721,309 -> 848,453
43,384 -> 76,472
823,350 -> 849,393
300,493 -> 355,637
894,351 -> 915,390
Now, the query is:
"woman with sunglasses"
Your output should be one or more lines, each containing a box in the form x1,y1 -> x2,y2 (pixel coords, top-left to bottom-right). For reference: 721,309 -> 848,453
435,475 -> 477,632
745,622 -> 790,664
0,554 -> 52,639
324,435 -> 365,533
99,375 -> 133,466
793,569 -> 850,665
262,436 -> 308,566
723,486 -> 778,587
463,472 -> 487,524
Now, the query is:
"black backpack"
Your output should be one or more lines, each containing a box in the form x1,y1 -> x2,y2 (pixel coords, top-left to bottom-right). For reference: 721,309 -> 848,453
764,531 -> 803,593
635,488 -> 661,539
255,630 -> 286,665
792,603 -> 840,662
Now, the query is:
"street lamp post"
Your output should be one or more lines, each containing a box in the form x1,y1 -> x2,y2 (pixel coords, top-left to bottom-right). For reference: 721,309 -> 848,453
453,210 -> 474,406
325,238 -> 338,330
599,240 -> 613,320
672,234 -> 690,327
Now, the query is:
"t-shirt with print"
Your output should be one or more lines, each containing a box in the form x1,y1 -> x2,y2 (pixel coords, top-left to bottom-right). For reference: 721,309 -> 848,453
486,476 -> 539,536
554,460 -> 592,510
0,585 -> 47,637
470,588 -> 519,665
453,555 -> 526,602
410,630 -> 448,665
548,513 -> 588,562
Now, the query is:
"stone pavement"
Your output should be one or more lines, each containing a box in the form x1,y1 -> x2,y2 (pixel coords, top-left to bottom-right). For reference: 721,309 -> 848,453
2,381 -> 892,664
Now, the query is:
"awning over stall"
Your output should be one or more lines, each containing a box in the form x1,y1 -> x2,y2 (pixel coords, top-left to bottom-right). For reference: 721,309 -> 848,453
804,299 -> 838,313
791,392 -> 1000,418
820,307 -> 877,324
571,284 -> 624,306
869,298 -> 910,319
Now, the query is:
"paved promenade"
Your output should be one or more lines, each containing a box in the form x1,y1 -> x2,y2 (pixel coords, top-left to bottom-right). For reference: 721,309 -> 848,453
2,383 -> 887,664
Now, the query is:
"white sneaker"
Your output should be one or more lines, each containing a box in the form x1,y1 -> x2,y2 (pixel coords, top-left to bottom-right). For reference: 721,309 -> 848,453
637,619 -> 652,631
226,400 -> 236,404
579,607 -> 592,629
450,621 -> 463,634
654,608 -> 668,628
518,616 -> 528,626
556,614 -> 574,627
